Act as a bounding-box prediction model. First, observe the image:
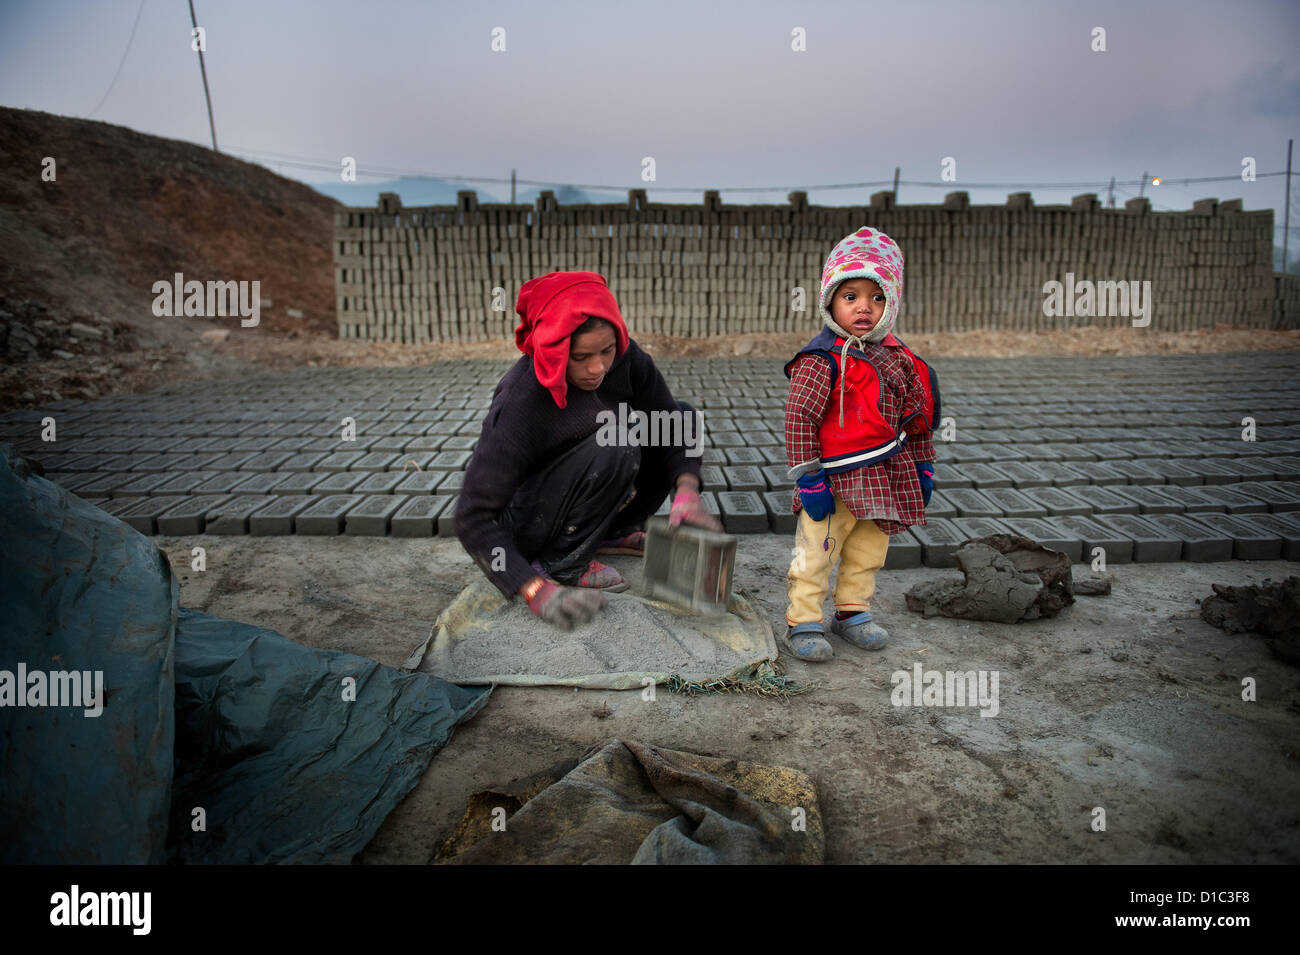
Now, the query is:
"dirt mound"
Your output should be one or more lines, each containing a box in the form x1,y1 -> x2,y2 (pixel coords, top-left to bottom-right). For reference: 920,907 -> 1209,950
905,534 -> 1075,623
1200,576 -> 1300,665
0,106 -> 338,342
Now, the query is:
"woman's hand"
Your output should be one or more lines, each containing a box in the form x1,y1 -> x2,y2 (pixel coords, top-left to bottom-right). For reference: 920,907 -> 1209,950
668,475 -> 723,531
522,577 -> 606,630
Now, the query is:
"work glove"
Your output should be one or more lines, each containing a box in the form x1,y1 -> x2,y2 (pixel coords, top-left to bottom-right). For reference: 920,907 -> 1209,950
796,468 -> 836,521
525,580 -> 607,630
916,462 -> 934,507
669,488 -> 723,531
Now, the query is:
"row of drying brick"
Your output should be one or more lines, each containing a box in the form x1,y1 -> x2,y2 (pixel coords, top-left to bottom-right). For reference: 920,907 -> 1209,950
896,513 -> 1300,567
926,481 -> 1300,519
79,487 -> 1300,568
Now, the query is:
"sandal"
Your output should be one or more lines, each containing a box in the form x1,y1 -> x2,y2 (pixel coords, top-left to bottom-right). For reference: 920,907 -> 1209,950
577,559 -> 630,592
596,530 -> 646,556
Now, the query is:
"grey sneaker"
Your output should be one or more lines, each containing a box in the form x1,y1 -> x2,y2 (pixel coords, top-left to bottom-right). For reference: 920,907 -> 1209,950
830,611 -> 888,650
786,621 -> 834,661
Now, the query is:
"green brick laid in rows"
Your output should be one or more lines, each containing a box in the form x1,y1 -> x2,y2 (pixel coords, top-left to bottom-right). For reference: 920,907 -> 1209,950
229,471 -> 290,495
1248,513 -> 1300,559
250,495 -> 321,535
1232,481 -> 1300,513
981,487 -> 1047,518
1092,514 -> 1181,562
296,494 -> 364,535
1179,484 -> 1270,514
1071,485 -> 1140,515
115,495 -> 190,535
437,496 -> 458,536
391,495 -> 451,537
155,495 -> 232,535
717,491 -> 767,533
882,529 -> 921,569
345,495 -> 406,535
312,471 -> 367,494
945,487 -> 1005,518
1144,514 -> 1234,562
723,465 -> 765,492
109,472 -> 174,498
205,495 -> 277,534
1106,485 -> 1185,514
957,462 -> 1014,489
761,489 -> 797,533
1189,513 -> 1284,560
1000,517 -> 1083,563
354,471 -> 406,493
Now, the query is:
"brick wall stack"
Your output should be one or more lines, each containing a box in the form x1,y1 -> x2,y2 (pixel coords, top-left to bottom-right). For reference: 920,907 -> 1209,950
1276,271 -> 1300,327
334,188 -> 1287,342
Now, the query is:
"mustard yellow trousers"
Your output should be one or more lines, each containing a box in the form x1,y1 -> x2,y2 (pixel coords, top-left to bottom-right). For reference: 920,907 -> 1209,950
785,493 -> 891,626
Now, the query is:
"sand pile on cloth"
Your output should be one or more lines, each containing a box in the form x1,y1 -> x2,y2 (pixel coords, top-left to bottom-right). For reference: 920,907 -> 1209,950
436,739 -> 825,864
406,577 -> 781,689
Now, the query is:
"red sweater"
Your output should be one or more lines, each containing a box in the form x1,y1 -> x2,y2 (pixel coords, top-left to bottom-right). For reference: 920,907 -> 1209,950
785,342 -> 935,534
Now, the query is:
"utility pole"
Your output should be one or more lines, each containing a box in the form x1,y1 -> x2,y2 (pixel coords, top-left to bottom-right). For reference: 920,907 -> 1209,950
892,166 -> 900,203
511,168 -> 516,205
1138,170 -> 1149,199
1106,176 -> 1115,208
188,0 -> 218,151
1284,139 -> 1293,274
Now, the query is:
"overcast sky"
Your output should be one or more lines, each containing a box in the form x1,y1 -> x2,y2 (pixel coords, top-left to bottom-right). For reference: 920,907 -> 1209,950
1,0 -> 1297,246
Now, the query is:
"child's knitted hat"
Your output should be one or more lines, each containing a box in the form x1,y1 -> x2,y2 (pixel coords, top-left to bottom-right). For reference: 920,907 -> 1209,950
818,226 -> 905,343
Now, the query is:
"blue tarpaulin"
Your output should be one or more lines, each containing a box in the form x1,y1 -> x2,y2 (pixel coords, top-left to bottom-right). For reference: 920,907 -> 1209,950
0,443 -> 490,864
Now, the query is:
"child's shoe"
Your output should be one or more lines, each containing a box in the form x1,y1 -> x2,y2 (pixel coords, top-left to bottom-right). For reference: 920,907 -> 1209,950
830,610 -> 888,650
785,621 -> 834,661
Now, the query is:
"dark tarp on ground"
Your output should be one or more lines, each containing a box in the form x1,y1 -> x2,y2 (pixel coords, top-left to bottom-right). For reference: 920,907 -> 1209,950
169,608 -> 490,864
439,739 -> 825,864
0,443 -> 490,864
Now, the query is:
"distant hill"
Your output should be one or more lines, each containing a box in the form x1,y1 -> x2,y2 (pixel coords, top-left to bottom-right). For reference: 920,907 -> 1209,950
0,107 -> 340,337
308,177 -> 608,209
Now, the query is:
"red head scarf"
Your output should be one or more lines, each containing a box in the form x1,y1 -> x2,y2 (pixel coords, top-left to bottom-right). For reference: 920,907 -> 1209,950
514,270 -> 630,408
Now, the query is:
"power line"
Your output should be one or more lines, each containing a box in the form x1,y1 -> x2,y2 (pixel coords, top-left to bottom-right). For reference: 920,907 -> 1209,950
85,0 -> 146,119
223,145 -> 1299,198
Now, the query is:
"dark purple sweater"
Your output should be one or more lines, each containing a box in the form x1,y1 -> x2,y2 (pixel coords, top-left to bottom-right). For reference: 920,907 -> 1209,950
455,340 -> 700,598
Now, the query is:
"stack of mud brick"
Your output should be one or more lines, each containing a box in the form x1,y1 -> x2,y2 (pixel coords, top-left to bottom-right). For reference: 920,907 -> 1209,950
1276,272 -> 1300,327
334,188 -> 1283,343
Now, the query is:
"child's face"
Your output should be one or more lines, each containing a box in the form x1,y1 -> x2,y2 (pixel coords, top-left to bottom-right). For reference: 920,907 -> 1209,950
566,323 -> 618,390
830,279 -> 886,336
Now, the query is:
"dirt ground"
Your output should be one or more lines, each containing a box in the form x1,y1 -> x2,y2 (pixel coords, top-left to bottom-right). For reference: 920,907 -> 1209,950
157,532 -> 1300,865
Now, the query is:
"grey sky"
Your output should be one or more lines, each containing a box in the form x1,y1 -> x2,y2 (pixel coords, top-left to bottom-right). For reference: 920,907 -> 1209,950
1,0 -> 1297,244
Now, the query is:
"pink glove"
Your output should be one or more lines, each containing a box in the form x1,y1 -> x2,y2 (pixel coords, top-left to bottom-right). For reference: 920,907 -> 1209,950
669,488 -> 722,531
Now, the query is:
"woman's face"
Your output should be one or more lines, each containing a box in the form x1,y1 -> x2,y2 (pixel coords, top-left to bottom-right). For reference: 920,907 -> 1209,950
566,324 -> 617,391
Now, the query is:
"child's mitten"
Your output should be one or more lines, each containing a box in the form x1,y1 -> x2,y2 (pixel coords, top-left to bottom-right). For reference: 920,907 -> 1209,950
916,462 -> 934,506
796,469 -> 836,520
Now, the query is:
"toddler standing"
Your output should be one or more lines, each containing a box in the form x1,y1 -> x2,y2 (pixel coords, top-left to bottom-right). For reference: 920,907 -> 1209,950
783,227 -> 938,660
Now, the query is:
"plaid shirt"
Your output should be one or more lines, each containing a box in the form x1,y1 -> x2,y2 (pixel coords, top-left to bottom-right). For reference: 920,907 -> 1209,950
785,343 -> 936,535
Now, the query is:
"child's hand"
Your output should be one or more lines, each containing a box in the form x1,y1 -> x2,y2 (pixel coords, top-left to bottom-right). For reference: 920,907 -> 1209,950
796,469 -> 836,520
916,462 -> 934,506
